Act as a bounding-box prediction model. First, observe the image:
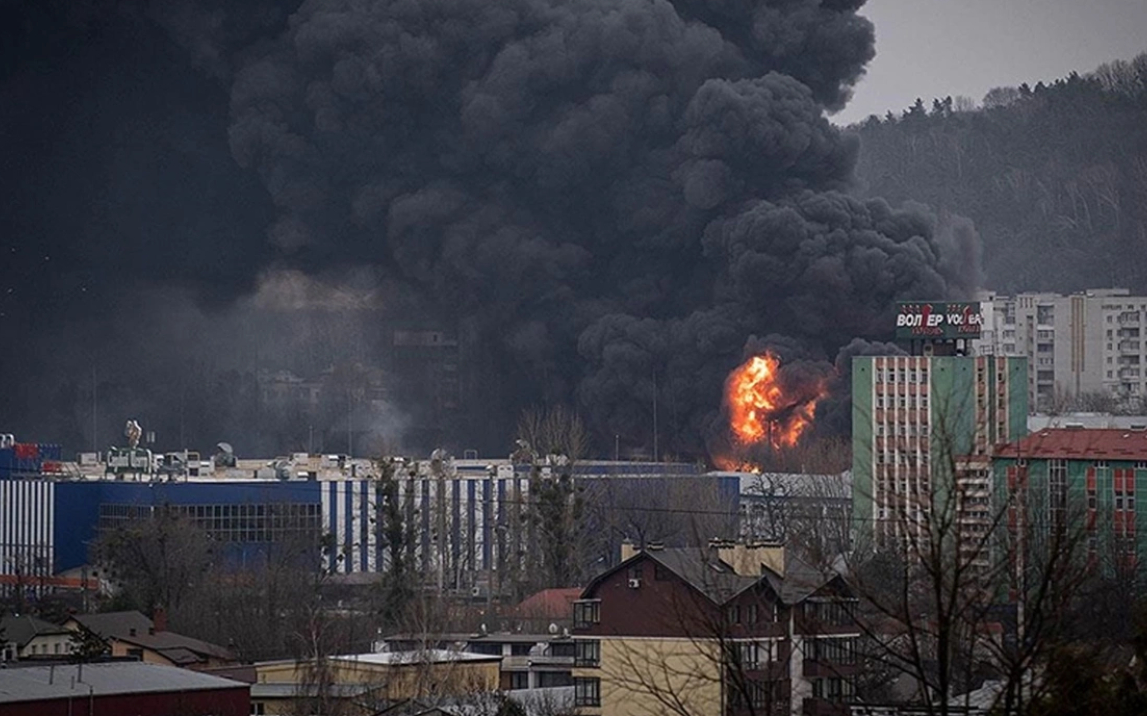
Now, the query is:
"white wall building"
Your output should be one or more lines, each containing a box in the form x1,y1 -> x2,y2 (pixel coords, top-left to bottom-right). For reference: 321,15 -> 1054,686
976,288 -> 1147,411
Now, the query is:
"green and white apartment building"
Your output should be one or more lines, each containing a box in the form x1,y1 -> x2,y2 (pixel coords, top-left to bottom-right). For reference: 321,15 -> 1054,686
852,354 -> 1029,546
993,427 -> 1147,573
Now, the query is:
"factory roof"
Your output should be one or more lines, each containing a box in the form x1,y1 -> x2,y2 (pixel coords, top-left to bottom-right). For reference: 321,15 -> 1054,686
0,662 -> 246,704
997,428 -> 1147,461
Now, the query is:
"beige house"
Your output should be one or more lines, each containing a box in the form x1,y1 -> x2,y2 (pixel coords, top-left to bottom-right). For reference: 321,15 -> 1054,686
63,610 -> 238,670
0,614 -> 74,660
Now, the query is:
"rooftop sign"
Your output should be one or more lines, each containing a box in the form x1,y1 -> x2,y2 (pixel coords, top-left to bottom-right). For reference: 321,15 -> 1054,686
895,302 -> 982,339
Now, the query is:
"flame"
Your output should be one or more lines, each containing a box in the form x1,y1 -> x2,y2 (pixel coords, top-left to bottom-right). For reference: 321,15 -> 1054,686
724,352 -> 825,451
712,454 -> 762,473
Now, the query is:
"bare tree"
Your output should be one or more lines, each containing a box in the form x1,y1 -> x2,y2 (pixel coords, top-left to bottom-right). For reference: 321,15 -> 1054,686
846,386 -> 1094,716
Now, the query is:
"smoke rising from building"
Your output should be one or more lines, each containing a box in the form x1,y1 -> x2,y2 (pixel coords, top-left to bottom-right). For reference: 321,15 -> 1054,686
0,1 -> 979,458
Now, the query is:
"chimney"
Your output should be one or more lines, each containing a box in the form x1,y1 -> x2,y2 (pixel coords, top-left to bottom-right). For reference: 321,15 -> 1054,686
712,539 -> 785,577
620,538 -> 639,562
152,607 -> 167,634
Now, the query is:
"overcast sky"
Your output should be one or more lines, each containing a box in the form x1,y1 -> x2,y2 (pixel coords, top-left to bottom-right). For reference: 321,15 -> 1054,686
834,0 -> 1147,125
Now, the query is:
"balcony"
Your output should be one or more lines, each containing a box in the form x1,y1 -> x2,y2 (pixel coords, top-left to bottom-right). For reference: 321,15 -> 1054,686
1120,341 -> 1141,354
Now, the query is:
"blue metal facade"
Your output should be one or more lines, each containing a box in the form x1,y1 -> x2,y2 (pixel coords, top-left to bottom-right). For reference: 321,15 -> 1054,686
2,461 -> 738,586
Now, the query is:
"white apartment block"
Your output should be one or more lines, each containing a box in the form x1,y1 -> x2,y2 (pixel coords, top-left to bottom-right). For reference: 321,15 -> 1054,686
976,288 -> 1147,412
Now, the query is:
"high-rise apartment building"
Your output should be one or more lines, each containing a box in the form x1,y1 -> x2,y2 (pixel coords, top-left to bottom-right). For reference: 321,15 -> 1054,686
852,355 -> 1029,544
976,288 -> 1147,411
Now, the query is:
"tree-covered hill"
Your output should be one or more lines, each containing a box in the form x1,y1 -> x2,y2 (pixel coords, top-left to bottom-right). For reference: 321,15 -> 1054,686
849,53 -> 1147,294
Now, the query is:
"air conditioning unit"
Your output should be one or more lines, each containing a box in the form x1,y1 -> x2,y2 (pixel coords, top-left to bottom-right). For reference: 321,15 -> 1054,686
627,578 -> 641,589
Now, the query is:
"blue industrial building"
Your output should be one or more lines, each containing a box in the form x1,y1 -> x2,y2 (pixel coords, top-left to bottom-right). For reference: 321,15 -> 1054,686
1,458 -> 738,595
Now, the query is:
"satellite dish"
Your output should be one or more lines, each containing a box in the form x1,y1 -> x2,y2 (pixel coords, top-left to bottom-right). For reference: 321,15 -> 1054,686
217,442 -> 234,455
548,623 -> 559,635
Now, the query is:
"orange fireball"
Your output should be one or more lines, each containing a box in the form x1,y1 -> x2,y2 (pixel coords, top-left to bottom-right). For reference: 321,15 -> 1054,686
725,352 -> 825,450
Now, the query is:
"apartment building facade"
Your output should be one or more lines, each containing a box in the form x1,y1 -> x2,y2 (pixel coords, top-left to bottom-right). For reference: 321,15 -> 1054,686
852,355 -> 1029,546
976,288 -> 1147,411
570,542 -> 859,716
993,428 -> 1147,577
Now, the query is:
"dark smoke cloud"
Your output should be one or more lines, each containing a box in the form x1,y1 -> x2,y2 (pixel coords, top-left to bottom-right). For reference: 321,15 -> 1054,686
0,0 -> 980,459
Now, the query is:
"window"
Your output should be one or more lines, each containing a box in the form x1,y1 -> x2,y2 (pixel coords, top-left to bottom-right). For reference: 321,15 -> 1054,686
802,599 -> 855,626
574,600 -> 601,628
807,637 -> 857,665
510,643 -> 533,656
726,605 -> 742,624
251,703 -> 266,716
538,671 -> 573,687
738,642 -> 760,669
575,639 -> 601,667
812,678 -> 855,702
575,677 -> 601,707
549,641 -> 576,658
510,671 -> 529,690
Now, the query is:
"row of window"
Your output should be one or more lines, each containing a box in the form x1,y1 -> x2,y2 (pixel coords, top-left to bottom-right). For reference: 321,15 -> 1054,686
726,602 -> 779,625
735,640 -> 779,668
875,396 -> 929,409
878,369 -> 929,384
801,600 -> 855,627
811,677 -> 856,701
877,424 -> 930,437
805,637 -> 858,665
98,503 -> 324,544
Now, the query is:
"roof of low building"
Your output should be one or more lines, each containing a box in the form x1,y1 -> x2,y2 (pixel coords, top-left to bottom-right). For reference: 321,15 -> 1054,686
256,649 -> 500,669
68,611 -> 235,664
70,611 -> 154,640
996,428 -> 1147,461
0,662 -> 247,704
0,614 -> 71,647
112,630 -> 235,664
514,588 -> 582,620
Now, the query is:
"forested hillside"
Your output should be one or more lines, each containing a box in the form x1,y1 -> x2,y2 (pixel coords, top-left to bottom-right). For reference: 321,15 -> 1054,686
850,54 -> 1147,294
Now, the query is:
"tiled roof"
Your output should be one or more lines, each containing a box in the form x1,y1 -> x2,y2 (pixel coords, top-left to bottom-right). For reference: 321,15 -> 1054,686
996,428 -> 1147,461
70,611 -> 235,664
514,588 -> 582,619
0,662 -> 246,704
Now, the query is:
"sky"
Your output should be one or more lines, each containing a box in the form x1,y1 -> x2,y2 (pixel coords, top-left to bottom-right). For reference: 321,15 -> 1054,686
834,0 -> 1147,125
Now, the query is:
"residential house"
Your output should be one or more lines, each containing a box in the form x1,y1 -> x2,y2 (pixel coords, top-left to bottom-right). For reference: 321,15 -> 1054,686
571,540 -> 860,716
0,613 -> 74,660
64,610 -> 238,670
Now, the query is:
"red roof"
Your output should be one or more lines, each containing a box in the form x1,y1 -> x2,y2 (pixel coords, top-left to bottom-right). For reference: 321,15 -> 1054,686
514,588 -> 582,619
997,428 -> 1147,461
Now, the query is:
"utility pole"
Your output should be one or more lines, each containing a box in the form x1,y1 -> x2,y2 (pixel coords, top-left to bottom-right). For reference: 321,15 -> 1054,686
91,366 -> 97,453
652,369 -> 659,463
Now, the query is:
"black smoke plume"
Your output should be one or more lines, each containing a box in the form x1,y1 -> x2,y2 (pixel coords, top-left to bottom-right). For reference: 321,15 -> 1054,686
0,0 -> 979,459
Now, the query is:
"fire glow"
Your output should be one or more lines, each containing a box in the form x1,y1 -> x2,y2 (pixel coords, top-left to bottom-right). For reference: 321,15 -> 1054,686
725,353 -> 825,451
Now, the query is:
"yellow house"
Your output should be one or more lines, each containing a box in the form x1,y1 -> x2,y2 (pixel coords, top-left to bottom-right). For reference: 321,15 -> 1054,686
251,649 -> 502,716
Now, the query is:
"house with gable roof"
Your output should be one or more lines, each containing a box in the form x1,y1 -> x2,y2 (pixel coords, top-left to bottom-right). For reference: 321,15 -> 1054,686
570,540 -> 859,716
